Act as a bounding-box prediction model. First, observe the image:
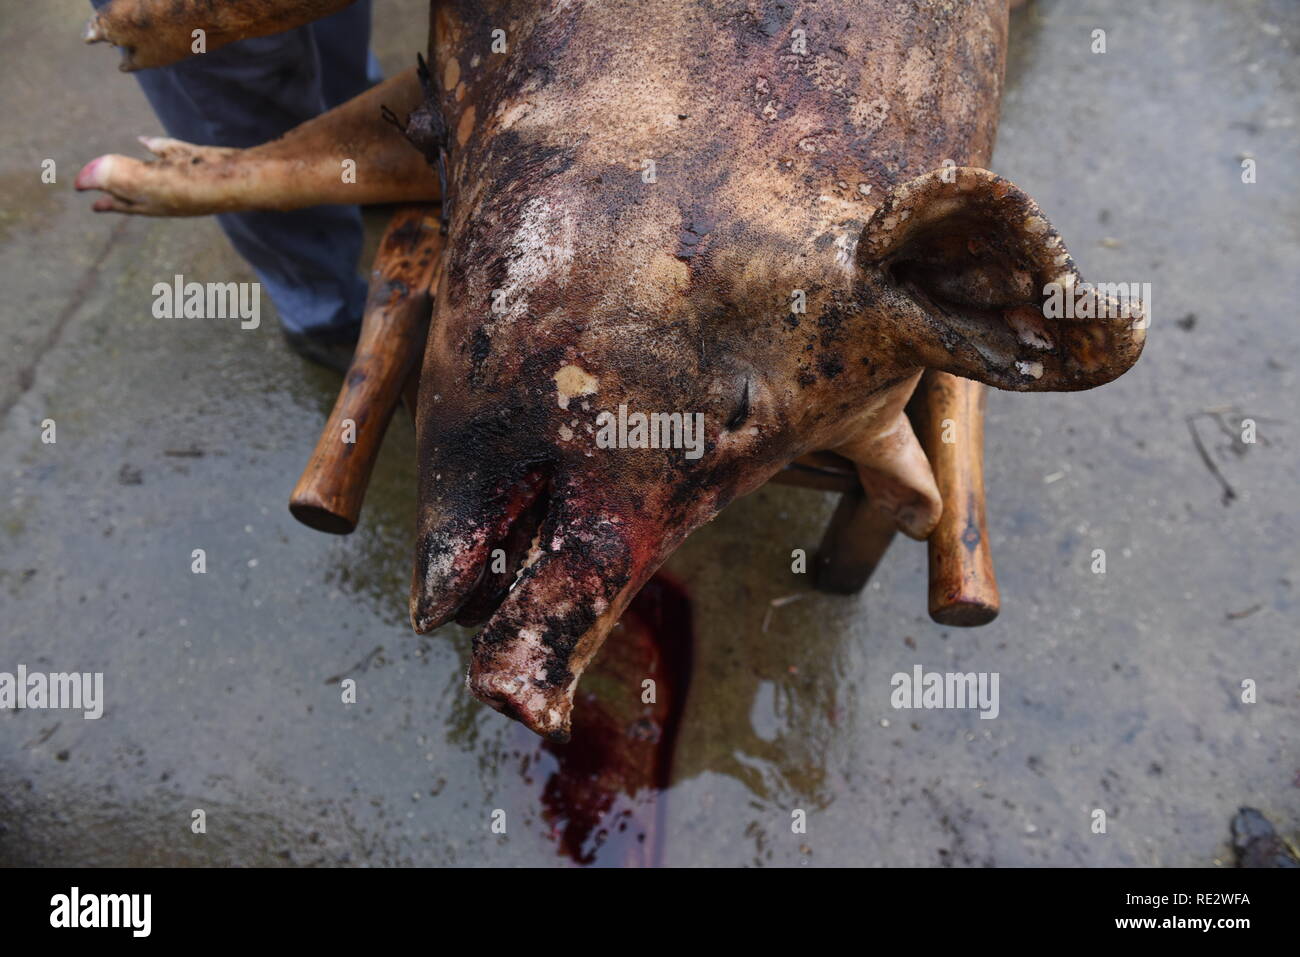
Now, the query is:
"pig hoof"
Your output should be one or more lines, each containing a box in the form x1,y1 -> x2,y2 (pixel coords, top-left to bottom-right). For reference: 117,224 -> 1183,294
81,15 -> 106,44
137,136 -> 192,160
75,139 -> 237,215
74,155 -> 110,191
82,13 -> 139,71
76,154 -> 144,213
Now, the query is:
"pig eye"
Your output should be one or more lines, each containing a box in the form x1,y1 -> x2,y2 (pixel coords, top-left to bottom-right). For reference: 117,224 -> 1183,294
726,380 -> 751,431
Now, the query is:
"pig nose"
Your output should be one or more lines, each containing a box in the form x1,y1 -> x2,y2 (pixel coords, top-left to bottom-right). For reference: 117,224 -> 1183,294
468,670 -> 575,743
464,501 -> 643,741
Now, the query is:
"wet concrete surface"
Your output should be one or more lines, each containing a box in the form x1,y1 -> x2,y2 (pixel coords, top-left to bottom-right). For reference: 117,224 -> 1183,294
1,0 -> 1297,866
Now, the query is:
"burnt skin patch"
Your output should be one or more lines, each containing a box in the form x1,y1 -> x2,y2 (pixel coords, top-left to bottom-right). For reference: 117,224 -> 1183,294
675,214 -> 717,263
817,352 -> 845,379
537,605 -> 597,686
468,327 -> 492,382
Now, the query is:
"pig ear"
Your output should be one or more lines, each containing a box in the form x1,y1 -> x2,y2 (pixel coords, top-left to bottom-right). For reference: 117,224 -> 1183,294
858,167 -> 1146,391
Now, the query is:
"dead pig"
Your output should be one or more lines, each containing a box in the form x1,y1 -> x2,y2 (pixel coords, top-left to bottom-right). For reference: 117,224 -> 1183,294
76,0 -> 1147,742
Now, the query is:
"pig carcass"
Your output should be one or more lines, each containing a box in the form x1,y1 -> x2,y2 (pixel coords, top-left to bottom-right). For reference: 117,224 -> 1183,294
79,0 -> 1145,741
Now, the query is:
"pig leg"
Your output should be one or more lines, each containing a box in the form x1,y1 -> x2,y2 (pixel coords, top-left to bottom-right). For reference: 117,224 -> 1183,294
831,372 -> 943,541
75,68 -> 437,215
85,0 -> 357,72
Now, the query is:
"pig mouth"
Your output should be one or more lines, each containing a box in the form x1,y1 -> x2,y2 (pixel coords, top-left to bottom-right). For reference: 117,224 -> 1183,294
448,466 -> 554,628
412,458 -> 655,741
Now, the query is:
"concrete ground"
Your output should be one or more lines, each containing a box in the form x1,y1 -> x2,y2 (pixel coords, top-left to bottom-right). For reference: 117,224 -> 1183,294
1,0 -> 1296,866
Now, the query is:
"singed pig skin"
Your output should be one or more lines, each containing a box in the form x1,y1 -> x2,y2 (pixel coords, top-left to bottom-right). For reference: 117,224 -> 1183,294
407,1 -> 1145,739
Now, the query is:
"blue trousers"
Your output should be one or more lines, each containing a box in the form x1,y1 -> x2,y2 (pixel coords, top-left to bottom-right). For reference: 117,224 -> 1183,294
92,0 -> 381,335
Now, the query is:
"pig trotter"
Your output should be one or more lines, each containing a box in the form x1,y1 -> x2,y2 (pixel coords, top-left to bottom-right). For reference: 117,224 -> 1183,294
832,372 -> 942,540
85,0 -> 358,72
75,69 -> 437,215
75,138 -> 240,214
840,425 -> 942,540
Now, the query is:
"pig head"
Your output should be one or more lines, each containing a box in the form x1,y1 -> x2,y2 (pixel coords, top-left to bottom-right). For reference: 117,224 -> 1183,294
407,0 -> 1145,739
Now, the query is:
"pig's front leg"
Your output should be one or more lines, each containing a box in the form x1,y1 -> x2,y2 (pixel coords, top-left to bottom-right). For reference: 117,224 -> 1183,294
74,69 -> 437,215
85,0 -> 358,71
832,372 -> 942,541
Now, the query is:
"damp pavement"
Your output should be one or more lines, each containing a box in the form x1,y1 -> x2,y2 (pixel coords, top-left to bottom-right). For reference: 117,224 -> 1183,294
1,0 -> 1296,867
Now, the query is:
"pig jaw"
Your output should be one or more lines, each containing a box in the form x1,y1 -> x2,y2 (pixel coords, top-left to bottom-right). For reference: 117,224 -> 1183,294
413,471 -> 711,742
465,509 -> 643,742
406,352 -> 803,741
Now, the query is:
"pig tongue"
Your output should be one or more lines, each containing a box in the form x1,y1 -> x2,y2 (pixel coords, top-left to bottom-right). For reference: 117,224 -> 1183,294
452,488 -> 550,628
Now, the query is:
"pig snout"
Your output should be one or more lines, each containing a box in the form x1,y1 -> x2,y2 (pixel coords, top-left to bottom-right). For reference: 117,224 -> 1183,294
409,448 -> 695,742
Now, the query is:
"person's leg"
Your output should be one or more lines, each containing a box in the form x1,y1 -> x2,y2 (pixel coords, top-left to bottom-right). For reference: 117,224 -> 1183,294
89,0 -> 374,344
311,0 -> 383,109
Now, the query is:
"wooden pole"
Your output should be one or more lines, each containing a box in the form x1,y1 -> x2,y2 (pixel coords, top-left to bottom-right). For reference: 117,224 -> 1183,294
915,371 -> 1000,626
289,204 -> 442,533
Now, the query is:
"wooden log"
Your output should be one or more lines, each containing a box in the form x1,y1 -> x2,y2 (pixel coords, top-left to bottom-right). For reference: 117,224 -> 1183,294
915,371 -> 1000,626
289,205 -> 442,533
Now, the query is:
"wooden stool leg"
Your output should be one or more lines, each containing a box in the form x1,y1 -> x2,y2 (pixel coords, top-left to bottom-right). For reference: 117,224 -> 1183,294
915,371 -> 1000,626
289,205 -> 442,534
814,489 -> 898,594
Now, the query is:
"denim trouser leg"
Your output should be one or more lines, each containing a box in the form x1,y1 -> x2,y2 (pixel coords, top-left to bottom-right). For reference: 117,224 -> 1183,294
90,0 -> 379,336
